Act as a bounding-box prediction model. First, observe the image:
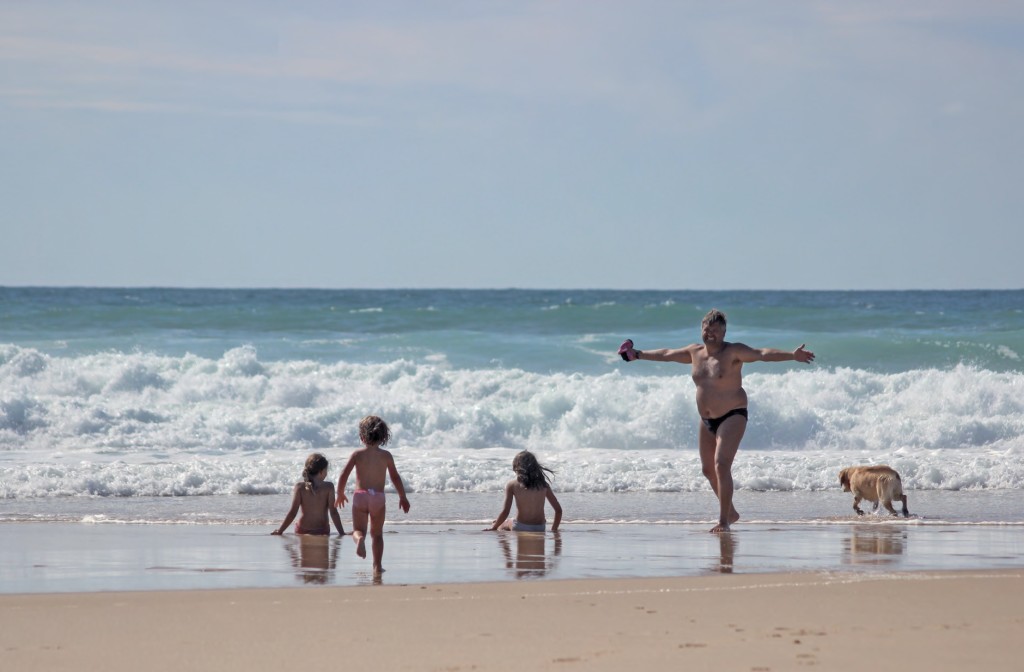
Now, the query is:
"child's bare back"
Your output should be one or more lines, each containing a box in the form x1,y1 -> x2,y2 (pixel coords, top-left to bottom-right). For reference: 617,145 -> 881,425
272,453 -> 345,536
349,446 -> 394,492
486,451 -> 562,532
292,481 -> 337,534
506,481 -> 550,526
336,445 -> 410,512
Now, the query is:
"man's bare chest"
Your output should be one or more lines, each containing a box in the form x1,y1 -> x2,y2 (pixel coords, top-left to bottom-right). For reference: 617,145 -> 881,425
691,352 -> 738,383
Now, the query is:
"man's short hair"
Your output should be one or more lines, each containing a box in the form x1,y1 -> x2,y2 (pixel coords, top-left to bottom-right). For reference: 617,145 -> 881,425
702,309 -> 727,329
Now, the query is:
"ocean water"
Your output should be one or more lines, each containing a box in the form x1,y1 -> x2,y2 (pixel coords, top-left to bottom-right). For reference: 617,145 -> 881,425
2,288 -> 1023,592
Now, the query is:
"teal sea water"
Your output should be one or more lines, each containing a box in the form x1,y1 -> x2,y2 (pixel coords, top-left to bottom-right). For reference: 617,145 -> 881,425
2,288 -> 1023,591
3,288 -> 1022,503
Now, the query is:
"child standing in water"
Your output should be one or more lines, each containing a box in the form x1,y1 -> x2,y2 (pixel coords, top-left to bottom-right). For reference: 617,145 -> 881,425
335,415 -> 411,576
486,450 -> 562,532
272,453 -> 346,536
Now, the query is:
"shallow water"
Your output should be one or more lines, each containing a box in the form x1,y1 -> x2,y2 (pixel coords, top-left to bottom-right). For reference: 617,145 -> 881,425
3,521 -> 1022,594
3,491 -> 1022,594
2,490 -> 1022,525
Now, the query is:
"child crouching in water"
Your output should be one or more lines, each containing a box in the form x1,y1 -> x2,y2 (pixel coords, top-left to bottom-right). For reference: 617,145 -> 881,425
486,450 -> 562,532
336,415 -> 411,577
272,452 -> 346,536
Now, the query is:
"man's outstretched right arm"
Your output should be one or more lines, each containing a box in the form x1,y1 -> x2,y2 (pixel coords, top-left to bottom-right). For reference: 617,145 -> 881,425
620,339 -> 694,364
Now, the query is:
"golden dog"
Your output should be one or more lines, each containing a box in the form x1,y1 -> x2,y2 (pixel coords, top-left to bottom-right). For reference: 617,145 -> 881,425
838,465 -> 909,517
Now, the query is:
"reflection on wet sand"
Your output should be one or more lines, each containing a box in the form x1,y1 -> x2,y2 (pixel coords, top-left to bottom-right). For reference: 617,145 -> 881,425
715,532 -> 736,574
843,525 -> 906,565
284,535 -> 342,584
497,532 -> 562,579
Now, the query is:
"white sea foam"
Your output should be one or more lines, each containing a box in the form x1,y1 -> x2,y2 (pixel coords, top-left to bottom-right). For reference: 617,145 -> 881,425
2,345 -> 1024,498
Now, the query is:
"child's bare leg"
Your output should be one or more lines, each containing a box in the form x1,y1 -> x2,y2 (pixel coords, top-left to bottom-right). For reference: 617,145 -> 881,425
369,512 -> 386,575
352,507 -> 368,559
354,533 -> 366,559
371,535 -> 384,574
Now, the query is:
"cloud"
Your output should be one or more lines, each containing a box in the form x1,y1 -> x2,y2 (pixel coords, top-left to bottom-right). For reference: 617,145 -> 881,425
1,2 -> 1021,134
0,5 -> 710,129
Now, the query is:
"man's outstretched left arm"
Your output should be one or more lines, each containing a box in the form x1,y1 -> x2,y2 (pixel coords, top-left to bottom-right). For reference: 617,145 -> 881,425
737,343 -> 815,364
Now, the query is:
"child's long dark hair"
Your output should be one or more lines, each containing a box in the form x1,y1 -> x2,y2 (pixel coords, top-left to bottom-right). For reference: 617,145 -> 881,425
512,450 -> 553,490
302,453 -> 329,492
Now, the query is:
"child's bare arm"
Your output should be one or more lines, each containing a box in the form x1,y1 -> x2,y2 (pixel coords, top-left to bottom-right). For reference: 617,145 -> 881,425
546,487 -> 562,532
326,484 -> 346,535
272,484 -> 302,535
386,453 -> 410,513
335,454 -> 356,508
486,482 -> 515,531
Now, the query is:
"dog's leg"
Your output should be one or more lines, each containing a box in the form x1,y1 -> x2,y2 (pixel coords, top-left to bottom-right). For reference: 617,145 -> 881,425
853,496 -> 864,515
900,495 -> 909,517
882,499 -> 898,516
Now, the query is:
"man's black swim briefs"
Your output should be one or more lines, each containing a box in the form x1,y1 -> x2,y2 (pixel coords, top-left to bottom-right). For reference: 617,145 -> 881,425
702,408 -> 748,435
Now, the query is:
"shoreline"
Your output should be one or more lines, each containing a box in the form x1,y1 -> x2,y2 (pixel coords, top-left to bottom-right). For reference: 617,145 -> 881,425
4,517 -> 1024,594
2,569 -> 1022,671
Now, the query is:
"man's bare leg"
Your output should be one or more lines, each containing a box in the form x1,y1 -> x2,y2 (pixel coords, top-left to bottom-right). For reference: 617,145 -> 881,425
699,424 -> 740,527
710,416 -> 746,533
699,420 -> 744,533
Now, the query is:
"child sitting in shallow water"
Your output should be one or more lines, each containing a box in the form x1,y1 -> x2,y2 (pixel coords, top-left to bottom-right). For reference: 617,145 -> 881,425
486,450 -> 562,532
272,453 -> 346,536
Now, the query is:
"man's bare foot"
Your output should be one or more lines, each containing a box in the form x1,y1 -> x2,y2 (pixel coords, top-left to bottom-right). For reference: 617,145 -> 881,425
373,565 -> 384,577
710,508 -> 739,532
354,534 -> 366,559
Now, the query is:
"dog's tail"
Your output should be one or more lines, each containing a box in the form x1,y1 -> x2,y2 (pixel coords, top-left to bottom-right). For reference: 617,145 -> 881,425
891,472 -> 909,517
876,472 -> 903,498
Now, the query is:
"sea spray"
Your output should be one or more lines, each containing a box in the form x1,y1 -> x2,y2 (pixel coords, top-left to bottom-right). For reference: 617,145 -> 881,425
3,344 -> 1022,497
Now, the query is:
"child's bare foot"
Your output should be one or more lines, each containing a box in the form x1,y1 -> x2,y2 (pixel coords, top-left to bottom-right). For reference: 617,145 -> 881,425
710,522 -> 731,533
729,509 -> 740,524
373,565 -> 384,577
354,533 -> 366,559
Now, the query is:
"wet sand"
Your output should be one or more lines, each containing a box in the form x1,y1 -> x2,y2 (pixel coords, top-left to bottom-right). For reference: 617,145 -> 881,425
2,570 -> 1022,671
3,515 -> 1023,670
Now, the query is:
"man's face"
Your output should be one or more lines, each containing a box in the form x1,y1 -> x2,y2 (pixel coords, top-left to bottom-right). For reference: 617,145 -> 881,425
702,321 -> 725,345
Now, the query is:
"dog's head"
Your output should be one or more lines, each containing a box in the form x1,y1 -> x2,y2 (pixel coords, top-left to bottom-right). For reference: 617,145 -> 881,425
839,468 -> 851,492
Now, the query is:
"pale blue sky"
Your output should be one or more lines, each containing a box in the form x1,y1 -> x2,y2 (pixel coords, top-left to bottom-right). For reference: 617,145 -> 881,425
2,1 -> 1022,289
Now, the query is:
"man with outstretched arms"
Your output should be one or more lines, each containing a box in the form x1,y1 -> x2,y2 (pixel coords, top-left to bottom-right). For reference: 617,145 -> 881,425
619,309 -> 814,533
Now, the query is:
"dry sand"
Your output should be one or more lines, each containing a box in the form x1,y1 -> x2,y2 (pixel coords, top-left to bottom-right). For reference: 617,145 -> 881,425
2,570 -> 1022,671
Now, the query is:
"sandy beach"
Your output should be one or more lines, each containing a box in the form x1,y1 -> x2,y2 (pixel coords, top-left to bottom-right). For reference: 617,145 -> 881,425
3,497 -> 1023,672
2,569 -> 1021,671
3,493 -> 1023,670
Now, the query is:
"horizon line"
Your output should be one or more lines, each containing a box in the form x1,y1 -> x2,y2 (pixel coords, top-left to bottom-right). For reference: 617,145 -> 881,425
2,285 -> 1022,293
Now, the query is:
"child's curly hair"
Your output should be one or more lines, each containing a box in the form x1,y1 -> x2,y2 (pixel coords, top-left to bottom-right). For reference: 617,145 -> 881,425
512,450 -> 554,490
359,415 -> 391,447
